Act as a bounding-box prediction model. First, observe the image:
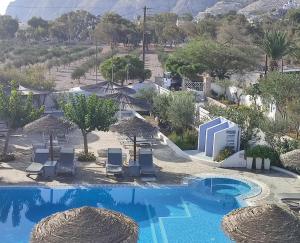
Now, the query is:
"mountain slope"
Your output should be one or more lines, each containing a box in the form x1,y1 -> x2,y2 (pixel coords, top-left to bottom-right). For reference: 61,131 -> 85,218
239,0 -> 300,16
196,0 -> 256,19
6,0 -> 300,22
6,0 -> 216,22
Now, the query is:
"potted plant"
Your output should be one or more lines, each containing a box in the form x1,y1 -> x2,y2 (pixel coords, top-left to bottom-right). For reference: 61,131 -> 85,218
255,157 -> 263,170
264,158 -> 271,170
246,156 -> 253,170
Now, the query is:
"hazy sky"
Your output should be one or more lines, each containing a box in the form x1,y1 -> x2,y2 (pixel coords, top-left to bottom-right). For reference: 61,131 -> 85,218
0,0 -> 13,15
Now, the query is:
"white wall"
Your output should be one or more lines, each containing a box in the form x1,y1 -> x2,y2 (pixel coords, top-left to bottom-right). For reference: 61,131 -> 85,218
221,150 -> 247,168
212,125 -> 240,161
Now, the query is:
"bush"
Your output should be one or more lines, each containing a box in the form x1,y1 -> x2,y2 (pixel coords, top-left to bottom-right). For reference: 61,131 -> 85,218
280,149 -> 300,174
168,129 -> 198,150
245,145 -> 279,165
216,147 -> 235,162
274,138 -> 299,155
77,152 -> 96,162
0,154 -> 15,162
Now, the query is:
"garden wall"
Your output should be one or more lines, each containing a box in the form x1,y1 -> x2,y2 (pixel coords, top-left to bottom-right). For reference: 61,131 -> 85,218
220,150 -> 246,168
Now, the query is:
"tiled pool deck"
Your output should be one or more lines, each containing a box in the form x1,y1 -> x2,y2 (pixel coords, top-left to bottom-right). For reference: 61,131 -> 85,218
0,130 -> 299,207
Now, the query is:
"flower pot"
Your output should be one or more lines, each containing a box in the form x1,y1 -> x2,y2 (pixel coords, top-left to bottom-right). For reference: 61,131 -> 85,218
264,158 -> 271,170
246,157 -> 253,170
256,157 -> 262,170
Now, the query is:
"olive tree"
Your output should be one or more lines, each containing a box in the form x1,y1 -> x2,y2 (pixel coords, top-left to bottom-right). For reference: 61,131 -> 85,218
167,92 -> 196,134
259,72 -> 300,117
63,94 -> 118,155
100,55 -> 151,86
0,84 -> 44,157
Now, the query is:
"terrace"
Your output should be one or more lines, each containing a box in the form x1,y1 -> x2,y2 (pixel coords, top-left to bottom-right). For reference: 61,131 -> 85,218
0,127 -> 299,207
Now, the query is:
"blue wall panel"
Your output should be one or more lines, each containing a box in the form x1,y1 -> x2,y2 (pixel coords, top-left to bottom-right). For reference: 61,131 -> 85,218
205,122 -> 229,157
198,118 -> 221,152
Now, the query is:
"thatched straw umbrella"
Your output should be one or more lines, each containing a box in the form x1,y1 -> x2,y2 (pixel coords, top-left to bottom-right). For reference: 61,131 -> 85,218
104,93 -> 150,112
31,206 -> 139,243
111,117 -> 157,161
280,149 -> 300,174
222,204 -> 300,243
24,115 -> 73,161
81,82 -> 136,97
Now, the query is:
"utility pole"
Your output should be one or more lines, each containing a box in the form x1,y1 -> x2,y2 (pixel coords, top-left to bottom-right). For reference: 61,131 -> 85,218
142,6 -> 148,82
95,40 -> 98,83
112,64 -> 114,84
126,63 -> 131,84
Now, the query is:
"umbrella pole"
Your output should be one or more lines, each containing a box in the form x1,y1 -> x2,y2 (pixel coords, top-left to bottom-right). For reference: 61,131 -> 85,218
50,133 -> 54,161
133,136 -> 137,162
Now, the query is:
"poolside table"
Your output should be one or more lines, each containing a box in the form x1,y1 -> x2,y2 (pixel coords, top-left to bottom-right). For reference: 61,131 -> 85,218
43,160 -> 57,179
127,161 -> 140,177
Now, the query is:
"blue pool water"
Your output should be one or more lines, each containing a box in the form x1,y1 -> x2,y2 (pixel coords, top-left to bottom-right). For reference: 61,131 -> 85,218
0,178 -> 258,243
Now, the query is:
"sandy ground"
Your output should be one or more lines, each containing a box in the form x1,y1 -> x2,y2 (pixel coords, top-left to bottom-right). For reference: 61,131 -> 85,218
144,51 -> 164,81
53,46 -> 163,91
0,129 -> 299,207
53,46 -> 112,91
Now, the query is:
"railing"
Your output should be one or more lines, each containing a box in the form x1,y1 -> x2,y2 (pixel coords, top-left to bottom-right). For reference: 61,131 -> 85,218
154,84 -> 170,95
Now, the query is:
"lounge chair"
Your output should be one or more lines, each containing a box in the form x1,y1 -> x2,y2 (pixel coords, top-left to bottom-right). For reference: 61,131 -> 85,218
139,149 -> 156,176
57,148 -> 75,175
279,193 -> 300,212
106,148 -> 123,176
26,162 -> 44,178
33,148 -> 49,164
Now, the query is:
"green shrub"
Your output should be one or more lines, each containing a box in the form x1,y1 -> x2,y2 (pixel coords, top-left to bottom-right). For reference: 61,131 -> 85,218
216,147 -> 235,162
245,145 -> 279,165
77,152 -> 96,162
168,129 -> 198,150
0,154 -> 15,162
274,138 -> 299,155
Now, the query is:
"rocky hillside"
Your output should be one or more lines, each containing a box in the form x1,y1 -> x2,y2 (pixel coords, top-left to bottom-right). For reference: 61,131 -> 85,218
6,0 -> 218,22
196,0 -> 256,19
239,0 -> 300,16
6,0 -> 300,22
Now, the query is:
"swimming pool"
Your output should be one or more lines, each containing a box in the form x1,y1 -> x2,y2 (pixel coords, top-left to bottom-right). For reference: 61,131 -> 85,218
0,177 -> 260,243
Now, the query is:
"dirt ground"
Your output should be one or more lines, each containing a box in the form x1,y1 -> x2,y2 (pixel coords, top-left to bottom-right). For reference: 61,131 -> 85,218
53,46 -> 164,91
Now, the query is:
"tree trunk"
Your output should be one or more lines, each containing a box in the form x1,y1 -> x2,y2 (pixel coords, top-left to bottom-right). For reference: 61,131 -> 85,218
2,129 -> 12,156
82,131 -> 88,155
265,55 -> 268,75
270,59 -> 279,71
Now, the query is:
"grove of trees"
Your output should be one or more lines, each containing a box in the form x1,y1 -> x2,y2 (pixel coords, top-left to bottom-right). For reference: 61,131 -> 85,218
100,55 -> 151,86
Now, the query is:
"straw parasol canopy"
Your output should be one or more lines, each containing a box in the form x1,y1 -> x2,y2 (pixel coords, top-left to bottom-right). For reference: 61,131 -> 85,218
111,117 -> 158,161
222,204 -> 300,243
111,117 -> 157,138
280,149 -> 300,174
104,93 -> 150,112
24,115 -> 74,161
24,115 -> 73,134
81,82 -> 136,97
31,206 -> 139,243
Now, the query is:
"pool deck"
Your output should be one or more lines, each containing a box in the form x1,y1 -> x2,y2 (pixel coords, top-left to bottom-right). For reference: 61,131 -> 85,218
0,129 -> 299,207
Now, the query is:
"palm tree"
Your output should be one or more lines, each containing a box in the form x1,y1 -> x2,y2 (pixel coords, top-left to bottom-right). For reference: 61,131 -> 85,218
262,31 -> 292,72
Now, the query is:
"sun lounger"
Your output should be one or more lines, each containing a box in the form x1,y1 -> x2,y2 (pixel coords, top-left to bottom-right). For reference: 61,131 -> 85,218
33,149 -> 49,164
26,162 -> 44,178
57,148 -> 75,175
106,148 -> 123,176
32,143 -> 46,151
139,149 -> 156,176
